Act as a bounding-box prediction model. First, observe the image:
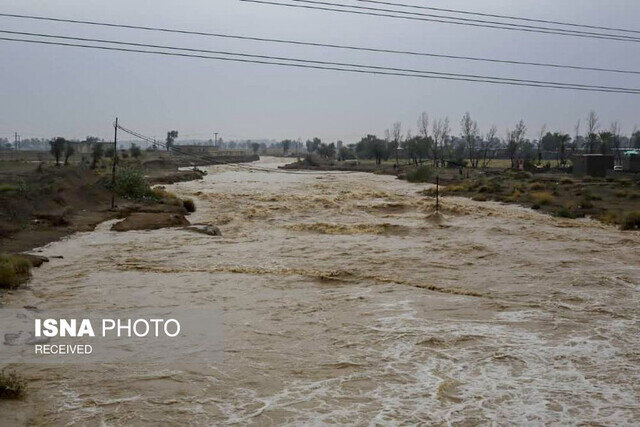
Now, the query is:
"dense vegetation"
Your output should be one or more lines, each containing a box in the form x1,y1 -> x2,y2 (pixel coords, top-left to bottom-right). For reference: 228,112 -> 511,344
0,254 -> 32,289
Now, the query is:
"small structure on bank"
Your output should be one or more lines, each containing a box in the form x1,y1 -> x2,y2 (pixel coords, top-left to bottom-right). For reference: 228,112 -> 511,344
622,152 -> 640,172
572,154 -> 614,177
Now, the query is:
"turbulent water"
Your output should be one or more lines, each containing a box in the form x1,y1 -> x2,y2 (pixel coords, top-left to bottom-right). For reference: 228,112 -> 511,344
2,157 -> 639,425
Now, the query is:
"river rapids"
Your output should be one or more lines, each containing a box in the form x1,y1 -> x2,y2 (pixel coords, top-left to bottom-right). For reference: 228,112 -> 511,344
1,157 -> 639,425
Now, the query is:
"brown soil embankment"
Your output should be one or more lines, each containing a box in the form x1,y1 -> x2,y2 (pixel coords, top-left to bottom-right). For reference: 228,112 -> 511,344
0,160 -> 206,255
111,212 -> 190,231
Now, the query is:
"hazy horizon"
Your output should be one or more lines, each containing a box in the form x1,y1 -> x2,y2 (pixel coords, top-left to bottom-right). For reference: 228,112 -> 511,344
1,0 -> 639,143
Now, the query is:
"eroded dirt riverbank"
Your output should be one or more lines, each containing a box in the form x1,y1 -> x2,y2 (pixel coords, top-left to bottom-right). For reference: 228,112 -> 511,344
1,157 -> 639,425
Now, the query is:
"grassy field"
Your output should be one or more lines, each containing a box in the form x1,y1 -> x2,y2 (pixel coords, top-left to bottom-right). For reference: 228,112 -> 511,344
424,170 -> 640,229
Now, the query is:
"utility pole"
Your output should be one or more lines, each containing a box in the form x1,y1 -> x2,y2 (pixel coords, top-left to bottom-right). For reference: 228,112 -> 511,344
214,132 -> 218,147
435,175 -> 440,213
111,117 -> 118,210
14,132 -> 19,151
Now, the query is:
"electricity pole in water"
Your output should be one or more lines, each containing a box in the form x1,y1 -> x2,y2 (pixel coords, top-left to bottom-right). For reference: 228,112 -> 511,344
111,117 -> 118,210
436,175 -> 440,213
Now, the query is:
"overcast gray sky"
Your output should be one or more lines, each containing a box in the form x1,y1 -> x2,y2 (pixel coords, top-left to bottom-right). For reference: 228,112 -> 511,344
1,0 -> 639,143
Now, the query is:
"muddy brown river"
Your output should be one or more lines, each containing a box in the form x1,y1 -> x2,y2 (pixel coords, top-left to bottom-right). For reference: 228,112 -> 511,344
2,157 -> 639,425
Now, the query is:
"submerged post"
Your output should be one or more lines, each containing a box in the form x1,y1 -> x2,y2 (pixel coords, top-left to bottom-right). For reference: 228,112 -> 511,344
436,175 -> 439,213
111,117 -> 118,210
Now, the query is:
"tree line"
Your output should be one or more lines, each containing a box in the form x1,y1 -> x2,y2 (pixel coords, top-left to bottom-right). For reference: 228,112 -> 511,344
297,110 -> 640,168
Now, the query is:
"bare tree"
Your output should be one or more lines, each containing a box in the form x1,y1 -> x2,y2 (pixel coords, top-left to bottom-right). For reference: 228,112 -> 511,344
480,125 -> 497,168
391,122 -> 402,166
586,111 -> 599,154
416,113 -> 431,163
432,117 -> 450,167
537,124 -> 547,163
506,120 -> 527,168
432,119 -> 443,166
418,113 -> 429,139
557,133 -> 571,165
610,121 -> 622,165
461,112 -> 480,168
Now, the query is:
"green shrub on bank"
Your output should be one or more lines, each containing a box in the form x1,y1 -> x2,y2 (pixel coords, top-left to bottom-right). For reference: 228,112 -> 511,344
0,254 -> 32,289
407,166 -> 432,183
621,211 -> 640,230
113,168 -> 155,200
580,198 -> 594,209
556,208 -> 577,219
531,191 -> 554,205
0,369 -> 26,399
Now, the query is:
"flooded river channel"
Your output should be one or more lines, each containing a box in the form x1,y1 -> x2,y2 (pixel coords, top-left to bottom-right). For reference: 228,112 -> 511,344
2,157 -> 639,425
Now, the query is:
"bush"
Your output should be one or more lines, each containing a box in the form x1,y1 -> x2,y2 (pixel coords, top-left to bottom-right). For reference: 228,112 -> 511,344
529,182 -> 546,191
556,208 -> 577,219
0,254 -> 32,289
130,144 -> 142,159
580,198 -> 594,209
182,198 -> 196,213
113,168 -> 154,200
531,191 -> 554,205
0,369 -> 26,399
621,211 -> 640,230
406,165 -> 432,183
583,191 -> 602,201
597,212 -> 620,226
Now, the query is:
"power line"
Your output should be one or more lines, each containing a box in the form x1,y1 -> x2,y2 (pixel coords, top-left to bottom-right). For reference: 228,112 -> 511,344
239,0 -> 640,43
5,30 -> 640,92
2,36 -> 639,95
4,30 -> 639,93
1,13 -> 637,75
278,0 -> 640,41
357,0 -> 640,35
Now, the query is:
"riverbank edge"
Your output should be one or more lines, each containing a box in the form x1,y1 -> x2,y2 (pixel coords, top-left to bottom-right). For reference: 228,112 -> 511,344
0,156 -> 255,258
280,158 -> 640,230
